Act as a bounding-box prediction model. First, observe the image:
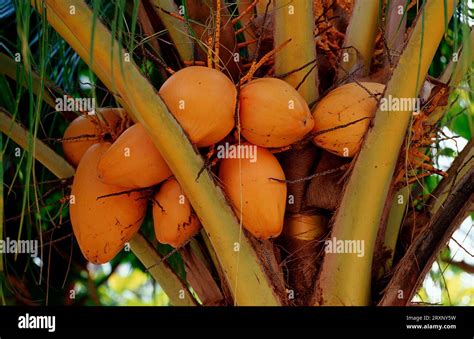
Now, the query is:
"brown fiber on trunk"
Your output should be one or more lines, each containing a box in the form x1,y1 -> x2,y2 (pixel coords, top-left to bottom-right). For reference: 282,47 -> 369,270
279,144 -> 319,214
180,246 -> 225,305
281,212 -> 328,305
248,236 -> 288,305
305,150 -> 351,211
277,142 -> 323,306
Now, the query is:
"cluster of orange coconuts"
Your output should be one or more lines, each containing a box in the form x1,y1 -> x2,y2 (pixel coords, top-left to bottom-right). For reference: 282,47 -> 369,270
63,66 -> 383,264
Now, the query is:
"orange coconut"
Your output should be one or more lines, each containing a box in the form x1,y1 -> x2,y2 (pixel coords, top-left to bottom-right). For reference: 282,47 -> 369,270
239,78 -> 314,147
97,123 -> 172,188
62,108 -> 124,166
158,66 -> 236,147
70,143 -> 147,264
218,145 -> 287,239
312,82 -> 385,157
153,178 -> 201,248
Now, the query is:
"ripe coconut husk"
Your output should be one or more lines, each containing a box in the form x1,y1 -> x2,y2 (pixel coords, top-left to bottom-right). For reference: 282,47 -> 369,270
62,108 -> 126,166
311,82 -> 385,157
153,178 -> 202,248
281,212 -> 328,305
218,145 -> 287,240
98,123 -> 172,188
305,150 -> 352,211
185,0 -> 242,81
159,66 -> 237,147
70,143 -> 147,264
239,78 -> 315,148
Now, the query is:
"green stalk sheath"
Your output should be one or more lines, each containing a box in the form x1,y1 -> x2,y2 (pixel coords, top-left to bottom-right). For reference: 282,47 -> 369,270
0,109 -> 75,179
314,0 -> 458,306
382,185 -> 410,273
0,53 -> 57,109
274,0 -> 318,103
32,0 -> 281,306
338,0 -> 380,80
129,233 -> 197,306
0,109 -> 196,306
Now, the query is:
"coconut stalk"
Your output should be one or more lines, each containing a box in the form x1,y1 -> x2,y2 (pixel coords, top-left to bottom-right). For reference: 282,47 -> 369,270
379,140 -> 474,305
273,0 -> 324,304
0,108 -> 197,306
380,40 -> 473,275
0,109 -> 75,179
380,185 -> 410,275
273,0 -> 318,102
0,53 -> 57,109
314,0 -> 458,306
383,0 -> 407,69
129,234 -> 197,306
31,0 -> 281,306
148,0 -> 194,63
337,0 -> 381,80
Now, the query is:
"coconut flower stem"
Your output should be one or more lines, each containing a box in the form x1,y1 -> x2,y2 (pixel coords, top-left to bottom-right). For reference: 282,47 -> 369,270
0,53 -> 57,109
273,0 -> 319,102
337,0 -> 381,80
0,108 -> 197,306
31,0 -> 281,306
0,109 -> 75,179
381,185 -> 410,275
129,233 -> 198,306
314,0 -> 458,306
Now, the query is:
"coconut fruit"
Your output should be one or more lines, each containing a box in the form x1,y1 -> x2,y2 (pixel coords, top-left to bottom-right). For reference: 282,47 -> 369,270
97,123 -> 172,188
62,108 -> 124,166
158,66 -> 236,147
312,82 -> 385,157
70,143 -> 147,264
153,178 -> 201,248
239,78 -> 314,148
218,145 -> 287,239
